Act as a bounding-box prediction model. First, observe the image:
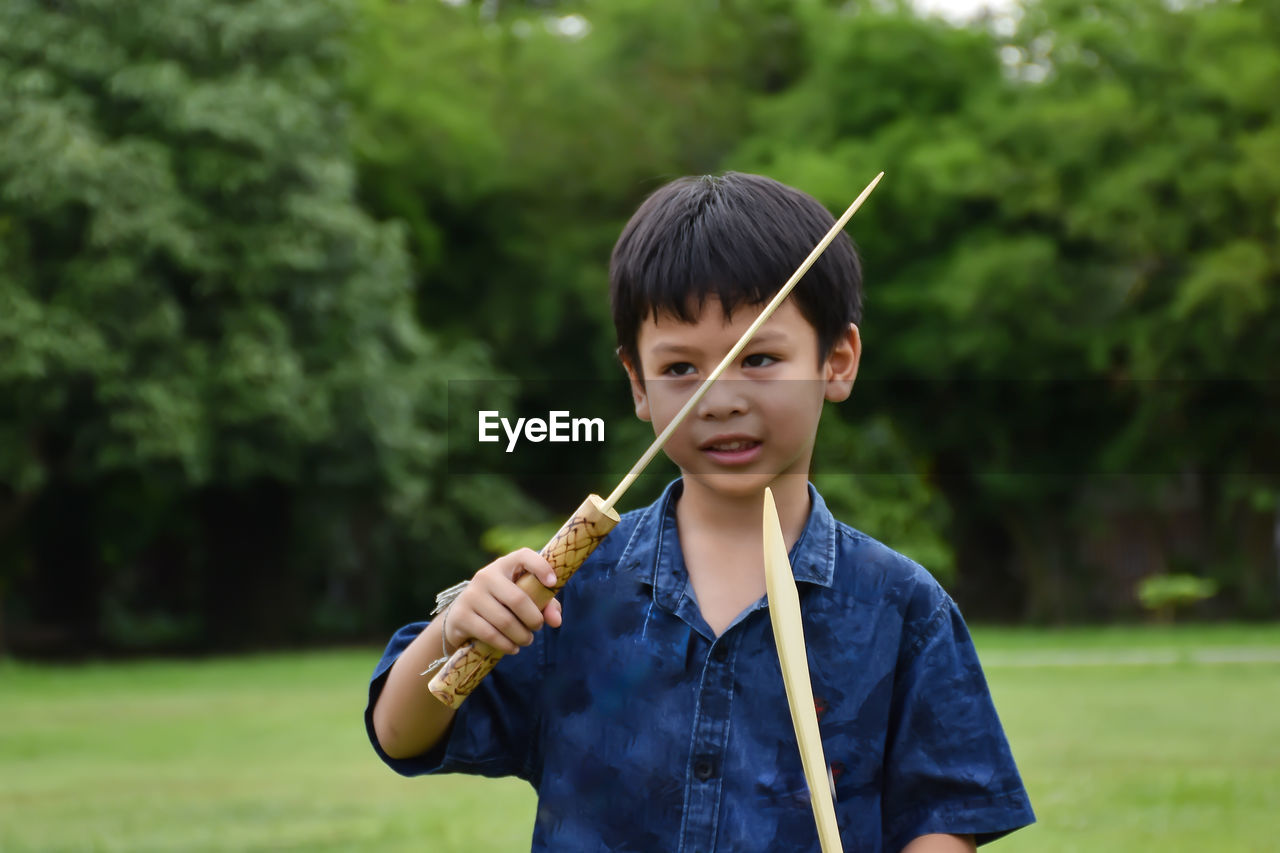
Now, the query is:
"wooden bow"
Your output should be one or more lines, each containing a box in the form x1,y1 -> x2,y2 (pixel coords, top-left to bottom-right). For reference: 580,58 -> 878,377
763,486 -> 843,852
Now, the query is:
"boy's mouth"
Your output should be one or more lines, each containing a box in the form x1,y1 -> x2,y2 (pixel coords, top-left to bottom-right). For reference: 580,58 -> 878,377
699,435 -> 763,465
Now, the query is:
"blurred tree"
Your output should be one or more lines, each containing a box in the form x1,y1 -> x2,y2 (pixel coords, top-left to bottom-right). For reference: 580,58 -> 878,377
347,0 -> 810,511
347,0 -> 1279,621
989,0 -> 1280,617
0,0 -> 531,653
3,0 -> 1276,649
738,0 -> 1279,619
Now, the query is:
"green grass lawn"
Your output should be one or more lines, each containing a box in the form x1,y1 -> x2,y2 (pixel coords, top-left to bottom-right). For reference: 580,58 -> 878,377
1,625 -> 1277,851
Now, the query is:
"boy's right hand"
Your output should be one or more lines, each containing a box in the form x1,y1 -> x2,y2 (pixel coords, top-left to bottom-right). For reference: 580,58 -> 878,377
441,548 -> 563,656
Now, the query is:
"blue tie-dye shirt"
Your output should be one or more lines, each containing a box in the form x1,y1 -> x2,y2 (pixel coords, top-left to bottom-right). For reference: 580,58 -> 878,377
366,480 -> 1034,851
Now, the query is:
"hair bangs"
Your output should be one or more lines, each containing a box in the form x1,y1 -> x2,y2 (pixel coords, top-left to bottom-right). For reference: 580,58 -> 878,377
610,173 -> 862,372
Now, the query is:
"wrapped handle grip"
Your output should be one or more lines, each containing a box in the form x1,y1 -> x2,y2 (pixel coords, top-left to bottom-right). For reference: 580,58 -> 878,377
427,494 -> 620,709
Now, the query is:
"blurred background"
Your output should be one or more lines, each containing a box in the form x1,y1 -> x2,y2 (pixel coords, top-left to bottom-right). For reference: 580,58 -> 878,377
1,0 -> 1278,849
3,0 -> 1277,658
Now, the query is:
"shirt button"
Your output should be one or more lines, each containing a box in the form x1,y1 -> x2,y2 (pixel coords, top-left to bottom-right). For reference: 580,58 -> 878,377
711,644 -> 729,663
693,757 -> 716,781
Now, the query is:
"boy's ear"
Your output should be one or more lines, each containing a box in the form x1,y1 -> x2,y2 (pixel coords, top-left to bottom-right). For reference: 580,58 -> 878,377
618,349 -> 652,422
823,323 -> 861,403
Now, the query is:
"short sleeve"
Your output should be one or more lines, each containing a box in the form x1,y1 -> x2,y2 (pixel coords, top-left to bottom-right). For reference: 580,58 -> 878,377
882,597 -> 1035,850
364,620 -> 547,782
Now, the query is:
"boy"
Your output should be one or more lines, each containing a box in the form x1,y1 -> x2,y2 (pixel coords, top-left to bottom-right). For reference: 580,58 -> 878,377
367,173 -> 1035,851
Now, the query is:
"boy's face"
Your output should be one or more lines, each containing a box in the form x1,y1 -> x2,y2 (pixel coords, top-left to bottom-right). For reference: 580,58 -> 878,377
622,298 -> 860,501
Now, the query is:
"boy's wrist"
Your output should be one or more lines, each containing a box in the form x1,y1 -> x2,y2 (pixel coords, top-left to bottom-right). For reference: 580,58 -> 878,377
432,579 -> 470,657
419,580 -> 469,675
440,606 -> 455,658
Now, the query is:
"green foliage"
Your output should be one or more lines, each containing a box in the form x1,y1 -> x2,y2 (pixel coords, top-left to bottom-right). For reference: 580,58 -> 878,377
341,0 -> 1278,623
732,0 -> 1279,619
0,0 -> 530,651
812,413 -> 955,584
1137,574 -> 1218,622
346,0 -> 817,365
2,0 -> 415,490
481,521 -> 567,559
3,0 -> 1279,649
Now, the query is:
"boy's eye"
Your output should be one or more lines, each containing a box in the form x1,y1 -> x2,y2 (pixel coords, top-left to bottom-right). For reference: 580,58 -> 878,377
743,353 -> 778,368
662,362 -> 697,377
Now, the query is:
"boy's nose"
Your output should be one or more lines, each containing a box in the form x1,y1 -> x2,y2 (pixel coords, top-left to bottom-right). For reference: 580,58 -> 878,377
695,379 -> 749,420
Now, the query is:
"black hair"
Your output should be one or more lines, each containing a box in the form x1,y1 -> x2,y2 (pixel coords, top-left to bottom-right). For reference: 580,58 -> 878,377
609,172 -> 863,373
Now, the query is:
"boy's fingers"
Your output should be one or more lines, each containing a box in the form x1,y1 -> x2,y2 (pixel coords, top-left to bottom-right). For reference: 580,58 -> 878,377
483,574 -> 547,632
543,597 -> 563,629
513,547 -> 558,588
460,574 -> 544,640
458,598 -> 533,654
459,618 -> 522,656
477,548 -> 556,589
448,548 -> 558,655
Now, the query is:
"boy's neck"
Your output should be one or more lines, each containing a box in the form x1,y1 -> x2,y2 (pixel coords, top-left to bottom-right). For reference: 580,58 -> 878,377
673,474 -> 812,636
675,474 -> 812,549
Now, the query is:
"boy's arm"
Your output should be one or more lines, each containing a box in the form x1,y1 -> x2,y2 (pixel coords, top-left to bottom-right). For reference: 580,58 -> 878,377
902,834 -> 976,853
371,548 -> 560,760
371,617 -> 458,759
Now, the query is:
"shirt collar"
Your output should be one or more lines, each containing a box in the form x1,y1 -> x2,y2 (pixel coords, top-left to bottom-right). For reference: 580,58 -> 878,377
613,478 -> 839,604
